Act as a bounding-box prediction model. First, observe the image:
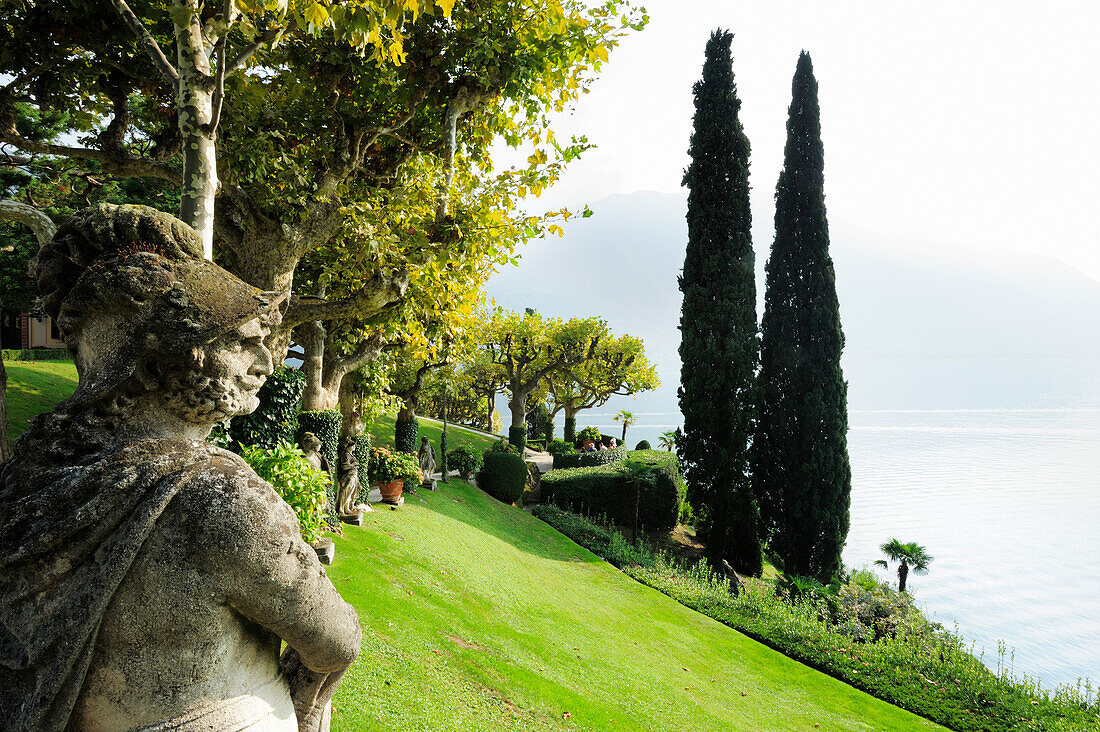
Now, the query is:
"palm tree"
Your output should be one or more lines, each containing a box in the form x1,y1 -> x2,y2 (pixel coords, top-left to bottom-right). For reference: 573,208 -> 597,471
614,410 -> 635,442
658,429 -> 677,452
874,539 -> 932,593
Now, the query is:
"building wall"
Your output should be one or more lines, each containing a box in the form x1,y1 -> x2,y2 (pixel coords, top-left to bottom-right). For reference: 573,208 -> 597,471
27,316 -> 65,349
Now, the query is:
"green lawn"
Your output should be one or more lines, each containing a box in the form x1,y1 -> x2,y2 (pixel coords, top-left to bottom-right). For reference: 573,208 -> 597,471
364,411 -> 502,454
3,358 -> 78,443
329,479 -> 944,731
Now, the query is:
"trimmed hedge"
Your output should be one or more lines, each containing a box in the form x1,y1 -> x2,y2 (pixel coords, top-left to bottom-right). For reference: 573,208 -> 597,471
542,450 -> 685,531
635,440 -> 652,450
508,424 -> 527,451
478,450 -> 527,504
2,348 -> 71,361
563,416 -> 576,443
229,367 -> 305,450
551,444 -> 627,470
298,409 -> 342,524
395,417 -> 419,454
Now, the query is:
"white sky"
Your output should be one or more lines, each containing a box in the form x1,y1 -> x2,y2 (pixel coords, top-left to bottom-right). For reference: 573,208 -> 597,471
507,0 -> 1100,280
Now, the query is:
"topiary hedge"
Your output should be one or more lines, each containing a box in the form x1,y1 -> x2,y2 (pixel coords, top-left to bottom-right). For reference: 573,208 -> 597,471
478,450 -> 527,504
542,449 -> 685,531
1,348 -> 70,361
298,409 -> 342,524
229,367 -> 306,450
551,444 -> 627,470
635,440 -> 651,450
508,424 -> 527,452
563,416 -> 576,443
394,417 -> 419,454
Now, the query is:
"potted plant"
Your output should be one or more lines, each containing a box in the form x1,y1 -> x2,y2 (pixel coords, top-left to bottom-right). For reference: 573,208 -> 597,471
447,444 -> 483,480
368,446 -> 422,504
577,426 -> 602,451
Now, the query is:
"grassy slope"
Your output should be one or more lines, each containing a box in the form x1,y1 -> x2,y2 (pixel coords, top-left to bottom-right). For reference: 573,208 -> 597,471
4,364 -> 941,729
330,480 -> 942,731
3,359 -> 78,443
364,412 -> 500,454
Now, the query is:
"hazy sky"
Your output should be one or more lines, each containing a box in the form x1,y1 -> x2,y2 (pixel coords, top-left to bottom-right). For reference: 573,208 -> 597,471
509,1 -> 1100,280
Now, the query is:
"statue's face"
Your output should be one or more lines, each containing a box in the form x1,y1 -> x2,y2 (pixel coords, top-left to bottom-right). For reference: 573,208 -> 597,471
161,318 -> 274,425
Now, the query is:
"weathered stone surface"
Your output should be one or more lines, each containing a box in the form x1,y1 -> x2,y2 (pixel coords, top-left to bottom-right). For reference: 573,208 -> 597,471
0,205 -> 359,732
418,436 -> 436,486
336,436 -> 362,517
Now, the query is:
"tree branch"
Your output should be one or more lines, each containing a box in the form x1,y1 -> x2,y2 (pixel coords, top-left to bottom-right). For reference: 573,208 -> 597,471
326,333 -> 387,387
0,200 -> 57,245
226,27 -> 281,74
107,0 -> 180,89
0,130 -> 181,182
281,271 -> 409,330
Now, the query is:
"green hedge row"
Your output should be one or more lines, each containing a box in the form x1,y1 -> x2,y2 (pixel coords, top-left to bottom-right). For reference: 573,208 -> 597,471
541,450 -> 684,531
551,444 -> 627,470
395,417 -> 419,454
1,348 -> 69,361
478,450 -> 527,504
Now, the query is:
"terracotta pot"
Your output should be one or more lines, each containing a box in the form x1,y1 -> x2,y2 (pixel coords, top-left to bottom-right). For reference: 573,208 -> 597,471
378,478 -> 404,504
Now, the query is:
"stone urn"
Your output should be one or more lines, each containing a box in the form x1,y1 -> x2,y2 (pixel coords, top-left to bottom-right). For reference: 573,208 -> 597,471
378,478 -> 404,504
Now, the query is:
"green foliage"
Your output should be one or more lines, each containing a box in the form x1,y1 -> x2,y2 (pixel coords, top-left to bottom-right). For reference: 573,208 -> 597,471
658,429 -> 677,452
487,438 -> 522,456
754,52 -> 850,583
874,539 -> 933,593
525,400 -> 553,442
355,433 -> 372,503
240,442 -> 328,545
228,368 -> 306,450
634,440 -> 651,450
546,438 -> 576,457
205,420 -> 232,449
563,416 -> 577,443
478,450 -> 527,504
508,424 -> 528,451
576,425 -> 602,445
367,446 -> 422,485
394,417 -> 420,454
679,30 -> 762,577
447,444 -> 482,475
538,507 -> 1100,732
541,451 -> 684,531
551,444 -> 627,469
0,349 -> 70,361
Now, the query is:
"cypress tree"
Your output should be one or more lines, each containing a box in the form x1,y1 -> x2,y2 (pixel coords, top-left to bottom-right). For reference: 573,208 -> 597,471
678,30 -> 762,576
754,52 -> 851,582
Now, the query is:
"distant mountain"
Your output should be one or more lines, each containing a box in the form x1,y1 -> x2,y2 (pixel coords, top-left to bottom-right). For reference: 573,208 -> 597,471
486,191 -> 1100,429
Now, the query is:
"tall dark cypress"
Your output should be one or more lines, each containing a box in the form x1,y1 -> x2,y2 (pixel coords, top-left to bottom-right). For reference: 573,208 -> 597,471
754,52 -> 850,582
678,30 -> 762,576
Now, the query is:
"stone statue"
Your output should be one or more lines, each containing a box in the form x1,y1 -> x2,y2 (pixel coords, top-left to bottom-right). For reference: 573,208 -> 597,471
418,436 -> 436,487
0,205 -> 360,732
336,435 -> 366,518
300,431 -> 331,476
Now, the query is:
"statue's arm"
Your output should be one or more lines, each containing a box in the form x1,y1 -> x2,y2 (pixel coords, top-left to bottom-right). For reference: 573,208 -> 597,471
194,462 -> 361,673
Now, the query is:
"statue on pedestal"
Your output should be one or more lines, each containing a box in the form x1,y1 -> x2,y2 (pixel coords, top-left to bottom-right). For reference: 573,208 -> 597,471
336,435 -> 369,520
0,205 -> 359,732
418,436 -> 436,488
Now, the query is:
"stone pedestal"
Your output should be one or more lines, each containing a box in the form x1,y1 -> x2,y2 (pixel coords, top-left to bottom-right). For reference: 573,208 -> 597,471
312,538 -> 335,565
422,479 -> 438,491
339,512 -> 364,526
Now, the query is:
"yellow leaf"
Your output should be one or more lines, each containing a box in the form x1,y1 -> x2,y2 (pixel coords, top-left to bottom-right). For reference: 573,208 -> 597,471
303,2 -> 329,27
436,0 -> 455,15
595,44 -> 609,63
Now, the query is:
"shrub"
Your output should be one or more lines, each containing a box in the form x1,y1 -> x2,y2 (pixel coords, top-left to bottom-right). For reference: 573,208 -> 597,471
229,367 -> 305,450
576,425 -> 602,445
241,442 -> 328,544
448,445 -> 482,476
546,439 -> 575,457
394,417 -> 419,454
541,451 -> 684,531
488,438 -> 522,456
508,424 -> 527,451
635,439 -> 652,450
563,416 -> 577,443
206,420 -> 232,449
551,444 -> 627,470
1,348 -> 69,361
354,433 -> 372,503
367,446 -> 422,485
543,421 -> 554,445
478,450 -> 527,504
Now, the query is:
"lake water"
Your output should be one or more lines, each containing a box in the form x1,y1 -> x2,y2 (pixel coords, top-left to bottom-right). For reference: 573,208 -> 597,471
579,404 -> 1100,691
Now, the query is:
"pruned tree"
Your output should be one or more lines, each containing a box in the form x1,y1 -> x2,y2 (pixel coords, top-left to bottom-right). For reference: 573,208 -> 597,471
545,332 -> 659,439
678,30 -> 762,576
753,52 -> 850,583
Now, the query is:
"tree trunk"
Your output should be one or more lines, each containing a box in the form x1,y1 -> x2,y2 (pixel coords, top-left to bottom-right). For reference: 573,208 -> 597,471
0,352 -> 9,462
486,394 -> 494,431
509,392 -> 527,428
338,379 -> 363,438
898,561 -> 909,593
298,321 -> 337,411
173,9 -> 217,258
397,401 -> 416,422
621,422 -> 628,442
